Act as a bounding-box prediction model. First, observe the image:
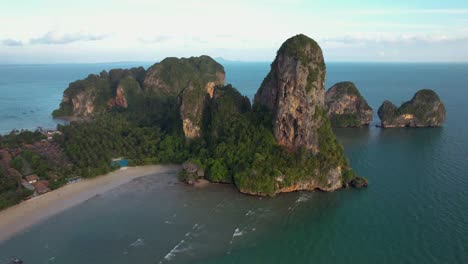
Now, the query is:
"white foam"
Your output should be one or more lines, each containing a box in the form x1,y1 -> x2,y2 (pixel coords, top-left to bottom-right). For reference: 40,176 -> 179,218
233,228 -> 243,237
130,238 -> 145,247
163,239 -> 192,261
160,223 -> 201,262
296,194 -> 309,203
245,210 -> 254,216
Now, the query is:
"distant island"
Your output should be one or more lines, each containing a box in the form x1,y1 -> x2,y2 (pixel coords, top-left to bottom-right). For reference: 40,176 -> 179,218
0,34 -> 447,210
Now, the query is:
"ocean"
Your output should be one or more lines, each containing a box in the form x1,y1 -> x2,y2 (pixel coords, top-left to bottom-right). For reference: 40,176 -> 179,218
1,62 -> 468,263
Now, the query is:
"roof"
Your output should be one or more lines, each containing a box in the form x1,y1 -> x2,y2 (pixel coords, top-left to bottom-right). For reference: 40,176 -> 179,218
26,174 -> 40,182
33,180 -> 50,194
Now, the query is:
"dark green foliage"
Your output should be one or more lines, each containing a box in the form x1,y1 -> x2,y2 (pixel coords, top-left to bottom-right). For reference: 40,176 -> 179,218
315,107 -> 349,172
350,176 -> 368,188
330,82 -> 362,99
0,130 -> 45,148
196,86 -> 352,195
305,67 -> 319,93
52,105 -> 72,118
399,89 -> 441,120
52,74 -> 112,117
0,156 -> 33,210
379,89 -> 444,124
329,113 -> 360,127
146,56 -> 224,96
21,150 -> 51,179
278,34 -> 322,65
57,111 -> 189,178
0,189 -> 33,210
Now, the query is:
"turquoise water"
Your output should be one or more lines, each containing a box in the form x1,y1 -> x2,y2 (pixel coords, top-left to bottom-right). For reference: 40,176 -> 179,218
1,62 -> 468,263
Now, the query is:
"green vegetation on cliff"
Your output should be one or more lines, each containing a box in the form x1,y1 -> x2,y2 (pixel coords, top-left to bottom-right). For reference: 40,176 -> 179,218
378,89 -> 446,127
278,34 -> 323,66
325,82 -> 373,127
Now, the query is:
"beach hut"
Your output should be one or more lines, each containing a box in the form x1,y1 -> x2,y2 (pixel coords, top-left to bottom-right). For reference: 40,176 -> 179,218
25,174 -> 40,184
33,180 -> 50,194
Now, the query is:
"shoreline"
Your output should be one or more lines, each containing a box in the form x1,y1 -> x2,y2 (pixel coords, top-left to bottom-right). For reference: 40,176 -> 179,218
0,164 -> 181,243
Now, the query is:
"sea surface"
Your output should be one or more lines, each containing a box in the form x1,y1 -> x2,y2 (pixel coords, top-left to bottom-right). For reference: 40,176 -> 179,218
1,62 -> 468,263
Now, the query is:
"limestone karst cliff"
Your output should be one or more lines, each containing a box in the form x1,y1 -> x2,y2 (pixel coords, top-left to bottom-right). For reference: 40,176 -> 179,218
378,89 -> 445,128
53,56 -> 225,138
325,82 -> 373,127
250,34 -> 359,194
254,34 -> 326,153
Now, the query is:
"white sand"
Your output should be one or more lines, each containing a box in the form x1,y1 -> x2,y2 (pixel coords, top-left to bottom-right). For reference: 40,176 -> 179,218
0,165 -> 180,242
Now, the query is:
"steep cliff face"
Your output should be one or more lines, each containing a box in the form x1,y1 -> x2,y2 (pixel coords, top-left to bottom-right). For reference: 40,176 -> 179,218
378,89 -> 446,128
250,34 -> 356,194
52,68 -> 145,117
254,34 -> 326,153
325,82 -> 373,127
53,56 -> 225,138
143,56 -> 225,138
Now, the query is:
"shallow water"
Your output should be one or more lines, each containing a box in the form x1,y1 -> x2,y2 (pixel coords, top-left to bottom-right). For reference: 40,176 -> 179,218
1,62 -> 468,263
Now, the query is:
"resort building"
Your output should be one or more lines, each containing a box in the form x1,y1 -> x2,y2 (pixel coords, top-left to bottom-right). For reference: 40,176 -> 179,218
25,174 -> 40,184
20,179 -> 35,191
32,180 -> 50,195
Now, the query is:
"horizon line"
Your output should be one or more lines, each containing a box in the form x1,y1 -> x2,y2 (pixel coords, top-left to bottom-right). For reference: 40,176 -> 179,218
2,60 -> 468,66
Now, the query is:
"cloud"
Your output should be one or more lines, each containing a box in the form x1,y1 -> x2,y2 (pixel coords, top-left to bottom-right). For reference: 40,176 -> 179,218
322,34 -> 468,47
29,31 -> 108,45
139,35 -> 171,44
1,39 -> 23,46
341,8 -> 468,16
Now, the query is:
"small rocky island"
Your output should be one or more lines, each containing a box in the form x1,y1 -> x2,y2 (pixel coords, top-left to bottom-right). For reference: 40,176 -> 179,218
377,89 -> 446,128
325,82 -> 373,127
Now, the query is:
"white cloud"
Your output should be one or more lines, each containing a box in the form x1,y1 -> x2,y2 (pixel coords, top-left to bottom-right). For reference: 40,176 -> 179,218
29,31 -> 108,45
1,39 -> 23,47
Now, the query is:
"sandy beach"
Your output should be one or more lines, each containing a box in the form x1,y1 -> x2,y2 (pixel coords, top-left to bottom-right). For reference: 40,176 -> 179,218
0,165 -> 181,243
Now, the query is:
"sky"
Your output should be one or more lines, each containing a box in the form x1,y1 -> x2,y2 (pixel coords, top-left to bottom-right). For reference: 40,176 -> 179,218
1,0 -> 468,63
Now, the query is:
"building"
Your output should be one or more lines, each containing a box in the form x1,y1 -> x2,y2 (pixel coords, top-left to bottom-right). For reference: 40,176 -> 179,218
32,180 -> 50,195
44,130 -> 62,141
21,179 -> 35,191
25,174 -> 40,184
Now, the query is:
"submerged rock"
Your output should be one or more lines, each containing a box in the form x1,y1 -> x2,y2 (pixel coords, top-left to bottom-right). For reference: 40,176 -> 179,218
325,82 -> 373,127
349,176 -> 369,188
377,89 -> 446,128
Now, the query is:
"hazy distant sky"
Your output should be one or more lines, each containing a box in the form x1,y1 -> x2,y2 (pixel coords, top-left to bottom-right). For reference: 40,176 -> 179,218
1,0 -> 468,63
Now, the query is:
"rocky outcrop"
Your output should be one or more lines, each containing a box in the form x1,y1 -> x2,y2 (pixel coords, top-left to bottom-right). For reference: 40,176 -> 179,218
144,56 -> 225,138
254,34 -> 326,153
107,85 -> 128,108
377,89 -> 446,128
325,82 -> 373,127
251,34 -> 358,194
181,160 -> 205,185
349,176 -> 369,188
52,68 -> 145,118
53,56 -> 225,139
